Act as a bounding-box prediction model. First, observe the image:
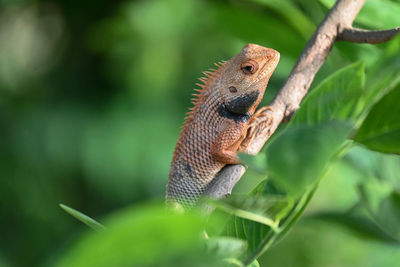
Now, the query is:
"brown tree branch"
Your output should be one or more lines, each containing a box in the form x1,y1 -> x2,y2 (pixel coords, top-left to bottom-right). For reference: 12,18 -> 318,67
338,27 -> 400,44
204,0 -> 399,199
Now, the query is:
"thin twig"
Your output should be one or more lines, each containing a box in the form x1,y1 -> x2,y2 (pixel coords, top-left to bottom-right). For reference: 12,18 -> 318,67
338,26 -> 400,44
204,0 -> 399,199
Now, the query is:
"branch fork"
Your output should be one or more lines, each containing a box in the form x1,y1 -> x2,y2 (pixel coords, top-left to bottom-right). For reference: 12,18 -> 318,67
204,0 -> 399,199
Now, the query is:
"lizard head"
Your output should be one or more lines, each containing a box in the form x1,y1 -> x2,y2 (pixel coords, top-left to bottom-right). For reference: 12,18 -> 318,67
219,43 -> 279,115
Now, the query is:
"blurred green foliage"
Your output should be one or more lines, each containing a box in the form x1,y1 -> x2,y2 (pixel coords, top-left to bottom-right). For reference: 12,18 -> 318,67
0,0 -> 399,266
57,203 -> 222,267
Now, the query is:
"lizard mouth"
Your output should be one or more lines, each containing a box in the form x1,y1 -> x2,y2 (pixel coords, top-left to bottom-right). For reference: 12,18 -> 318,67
225,91 -> 260,115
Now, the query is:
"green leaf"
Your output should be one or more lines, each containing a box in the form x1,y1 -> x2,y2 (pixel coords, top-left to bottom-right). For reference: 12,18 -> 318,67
59,204 -> 105,232
221,107 -> 354,262
267,121 -> 352,198
359,180 -> 400,241
344,145 -> 400,187
222,258 -> 259,267
205,237 -> 247,259
247,259 -> 260,267
291,61 -> 365,126
222,258 -> 244,267
211,195 -> 291,232
213,194 -> 292,262
354,84 -> 400,154
362,51 -> 400,109
57,203 -> 220,267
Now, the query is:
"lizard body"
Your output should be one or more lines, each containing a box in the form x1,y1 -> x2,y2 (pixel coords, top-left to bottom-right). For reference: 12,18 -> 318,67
166,44 -> 279,208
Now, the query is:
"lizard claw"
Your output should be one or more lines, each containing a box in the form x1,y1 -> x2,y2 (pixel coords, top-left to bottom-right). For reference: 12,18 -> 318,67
240,106 -> 274,153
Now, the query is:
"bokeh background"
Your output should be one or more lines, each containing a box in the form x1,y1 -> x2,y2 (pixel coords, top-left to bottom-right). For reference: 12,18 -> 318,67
0,0 -> 399,266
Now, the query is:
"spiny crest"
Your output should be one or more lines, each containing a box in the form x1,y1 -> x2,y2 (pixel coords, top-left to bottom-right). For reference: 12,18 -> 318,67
181,60 -> 226,127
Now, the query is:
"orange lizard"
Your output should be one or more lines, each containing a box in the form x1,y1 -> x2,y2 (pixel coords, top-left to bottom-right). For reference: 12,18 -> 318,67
166,44 -> 280,208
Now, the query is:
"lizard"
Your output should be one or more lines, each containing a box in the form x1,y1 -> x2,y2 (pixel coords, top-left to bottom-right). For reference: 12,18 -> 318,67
166,43 -> 280,209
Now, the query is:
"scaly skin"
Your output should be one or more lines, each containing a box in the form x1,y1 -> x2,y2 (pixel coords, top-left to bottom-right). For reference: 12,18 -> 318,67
166,44 -> 280,208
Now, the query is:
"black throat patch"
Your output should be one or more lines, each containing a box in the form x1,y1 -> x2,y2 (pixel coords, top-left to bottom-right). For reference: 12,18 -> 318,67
218,103 -> 251,123
225,91 -> 260,115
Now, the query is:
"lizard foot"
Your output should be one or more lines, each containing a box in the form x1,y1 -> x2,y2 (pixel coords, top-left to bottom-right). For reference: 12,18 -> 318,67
240,106 -> 274,153
211,149 -> 241,165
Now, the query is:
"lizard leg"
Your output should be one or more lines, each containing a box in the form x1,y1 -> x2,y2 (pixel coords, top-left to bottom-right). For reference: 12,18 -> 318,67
240,106 -> 274,153
211,124 -> 246,165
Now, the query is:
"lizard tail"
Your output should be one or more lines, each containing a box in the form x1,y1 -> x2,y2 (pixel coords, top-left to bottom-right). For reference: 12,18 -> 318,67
166,176 -> 203,209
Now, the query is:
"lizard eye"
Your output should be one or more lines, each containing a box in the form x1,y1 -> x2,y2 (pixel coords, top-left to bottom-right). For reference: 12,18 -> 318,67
240,60 -> 258,75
